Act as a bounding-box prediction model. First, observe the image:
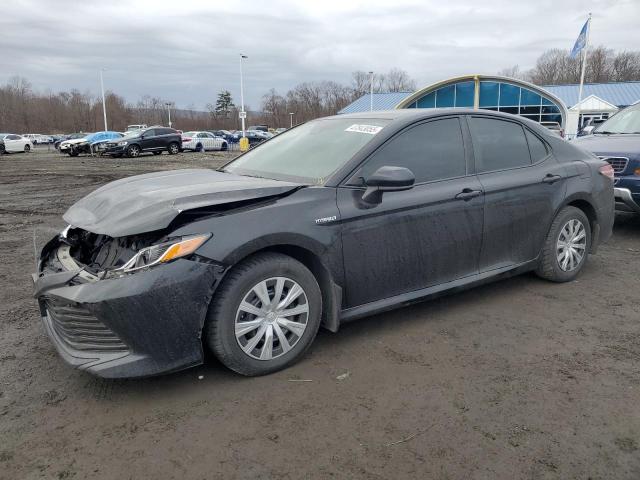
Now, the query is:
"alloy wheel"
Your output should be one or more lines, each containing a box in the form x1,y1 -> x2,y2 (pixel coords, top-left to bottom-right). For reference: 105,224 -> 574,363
235,277 -> 309,361
128,145 -> 140,157
556,219 -> 587,272
169,143 -> 179,154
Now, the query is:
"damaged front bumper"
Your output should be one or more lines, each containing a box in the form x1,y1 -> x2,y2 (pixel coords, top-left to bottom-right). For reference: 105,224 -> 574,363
33,241 -> 224,378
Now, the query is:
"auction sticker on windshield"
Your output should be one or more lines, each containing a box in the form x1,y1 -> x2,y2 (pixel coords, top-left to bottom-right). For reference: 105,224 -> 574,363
345,124 -> 383,135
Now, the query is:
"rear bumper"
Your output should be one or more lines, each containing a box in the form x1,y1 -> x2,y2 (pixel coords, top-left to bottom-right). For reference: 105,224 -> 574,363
33,254 -> 223,378
614,187 -> 640,213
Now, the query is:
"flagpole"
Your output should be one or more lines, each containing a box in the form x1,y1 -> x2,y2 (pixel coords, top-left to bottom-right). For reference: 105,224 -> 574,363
574,13 -> 592,137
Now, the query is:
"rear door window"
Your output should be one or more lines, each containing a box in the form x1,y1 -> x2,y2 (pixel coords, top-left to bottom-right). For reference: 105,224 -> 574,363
469,117 -> 531,172
352,117 -> 467,184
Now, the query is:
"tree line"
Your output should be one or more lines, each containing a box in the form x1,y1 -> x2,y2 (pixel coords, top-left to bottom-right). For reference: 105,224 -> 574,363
499,46 -> 640,85
0,69 -> 415,134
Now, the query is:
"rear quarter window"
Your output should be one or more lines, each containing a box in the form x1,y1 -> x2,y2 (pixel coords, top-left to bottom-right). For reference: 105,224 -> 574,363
525,129 -> 549,163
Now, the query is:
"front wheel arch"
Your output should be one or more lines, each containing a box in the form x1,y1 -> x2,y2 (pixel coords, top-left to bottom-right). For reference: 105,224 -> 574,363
205,243 -> 342,338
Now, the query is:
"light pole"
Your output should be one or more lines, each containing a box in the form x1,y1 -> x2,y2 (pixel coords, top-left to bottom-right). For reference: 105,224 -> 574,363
369,71 -> 374,112
165,102 -> 172,128
289,112 -> 294,128
99,68 -> 108,131
239,54 -> 248,138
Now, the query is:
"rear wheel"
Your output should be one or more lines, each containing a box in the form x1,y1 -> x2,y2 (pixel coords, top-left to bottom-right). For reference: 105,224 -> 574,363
536,206 -> 591,282
195,143 -> 203,152
221,142 -> 228,151
204,252 -> 322,376
168,142 -> 180,155
126,145 -> 140,158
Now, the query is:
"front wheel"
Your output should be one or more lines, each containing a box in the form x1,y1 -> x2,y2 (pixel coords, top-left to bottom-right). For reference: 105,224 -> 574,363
168,142 -> 180,155
536,206 -> 591,282
126,145 -> 140,158
204,252 -> 322,376
24,144 -> 31,153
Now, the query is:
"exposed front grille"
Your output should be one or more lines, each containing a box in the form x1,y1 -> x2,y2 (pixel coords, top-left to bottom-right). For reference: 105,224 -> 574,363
45,299 -> 127,352
599,156 -> 629,173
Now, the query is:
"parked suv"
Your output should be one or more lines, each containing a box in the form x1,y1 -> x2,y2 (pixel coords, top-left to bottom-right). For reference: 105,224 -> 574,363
103,127 -> 182,158
573,103 -> 640,214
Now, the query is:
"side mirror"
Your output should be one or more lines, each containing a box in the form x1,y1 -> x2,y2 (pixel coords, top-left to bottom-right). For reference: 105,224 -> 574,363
362,166 -> 415,203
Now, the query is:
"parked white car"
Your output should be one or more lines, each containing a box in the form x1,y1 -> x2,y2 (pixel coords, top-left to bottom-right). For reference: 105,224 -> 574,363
23,134 -> 53,144
181,131 -> 228,151
0,134 -> 33,152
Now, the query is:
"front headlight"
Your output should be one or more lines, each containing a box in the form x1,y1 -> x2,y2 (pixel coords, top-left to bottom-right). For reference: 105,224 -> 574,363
117,141 -> 128,146
120,234 -> 211,273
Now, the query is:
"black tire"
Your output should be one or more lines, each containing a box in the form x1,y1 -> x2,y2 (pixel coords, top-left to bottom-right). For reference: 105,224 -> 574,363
168,142 -> 180,155
0,145 -> 5,155
24,144 -> 31,153
204,252 -> 322,376
153,151 -> 162,155
221,142 -> 228,151
536,206 -> 591,282
126,144 -> 140,158
195,143 -> 203,152
68,149 -> 79,157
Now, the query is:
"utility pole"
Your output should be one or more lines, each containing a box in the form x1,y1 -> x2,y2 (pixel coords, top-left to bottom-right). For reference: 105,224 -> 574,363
240,54 -> 248,137
165,102 -> 172,128
289,112 -> 294,128
99,69 -> 108,131
369,71 -> 374,112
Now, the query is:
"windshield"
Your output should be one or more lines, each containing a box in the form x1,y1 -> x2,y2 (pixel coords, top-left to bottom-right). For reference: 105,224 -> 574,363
595,105 -> 640,134
224,118 -> 390,184
123,129 -> 143,138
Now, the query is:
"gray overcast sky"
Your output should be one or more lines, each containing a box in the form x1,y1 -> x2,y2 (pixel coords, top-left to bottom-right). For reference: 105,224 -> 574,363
1,0 -> 639,110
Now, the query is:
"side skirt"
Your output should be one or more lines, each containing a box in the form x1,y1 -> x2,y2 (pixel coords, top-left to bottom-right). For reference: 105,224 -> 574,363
339,260 -> 538,324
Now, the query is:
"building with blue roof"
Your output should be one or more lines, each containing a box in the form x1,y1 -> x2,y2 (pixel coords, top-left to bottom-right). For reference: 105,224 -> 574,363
338,75 -> 640,138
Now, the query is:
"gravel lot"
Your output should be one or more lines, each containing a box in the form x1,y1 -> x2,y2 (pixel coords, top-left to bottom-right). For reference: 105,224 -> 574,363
1,147 -> 639,479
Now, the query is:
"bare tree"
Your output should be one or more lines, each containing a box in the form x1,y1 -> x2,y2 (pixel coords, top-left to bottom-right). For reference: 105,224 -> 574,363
384,68 -> 416,92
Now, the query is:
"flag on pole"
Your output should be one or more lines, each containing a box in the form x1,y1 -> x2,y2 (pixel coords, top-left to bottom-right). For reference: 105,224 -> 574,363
570,20 -> 589,59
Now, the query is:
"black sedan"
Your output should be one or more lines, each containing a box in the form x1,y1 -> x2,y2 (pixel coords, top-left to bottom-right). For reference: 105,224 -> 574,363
33,109 -> 614,378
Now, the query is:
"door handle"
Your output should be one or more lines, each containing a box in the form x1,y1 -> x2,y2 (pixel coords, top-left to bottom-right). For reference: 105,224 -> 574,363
455,188 -> 483,200
542,174 -> 563,184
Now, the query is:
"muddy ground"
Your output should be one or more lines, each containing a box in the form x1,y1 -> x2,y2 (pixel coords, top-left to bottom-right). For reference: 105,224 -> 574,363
1,147 -> 639,479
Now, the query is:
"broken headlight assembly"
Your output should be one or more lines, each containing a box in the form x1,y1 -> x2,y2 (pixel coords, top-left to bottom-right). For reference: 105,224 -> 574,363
118,233 -> 211,274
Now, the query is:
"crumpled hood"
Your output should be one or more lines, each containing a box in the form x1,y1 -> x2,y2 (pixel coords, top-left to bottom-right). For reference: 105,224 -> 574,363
573,134 -> 640,158
61,138 -> 88,147
63,169 -> 303,237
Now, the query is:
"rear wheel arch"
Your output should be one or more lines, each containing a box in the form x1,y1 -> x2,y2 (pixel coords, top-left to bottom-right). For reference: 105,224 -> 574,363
561,196 -> 599,252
